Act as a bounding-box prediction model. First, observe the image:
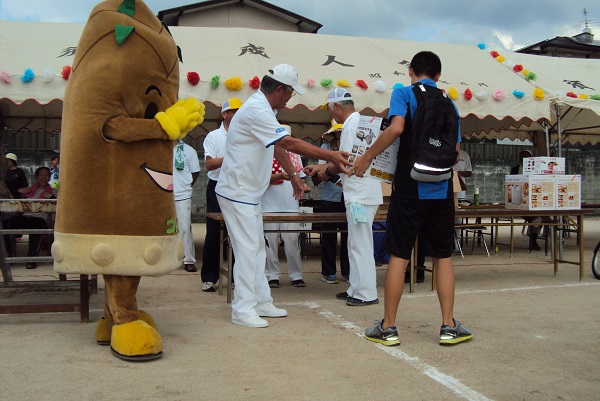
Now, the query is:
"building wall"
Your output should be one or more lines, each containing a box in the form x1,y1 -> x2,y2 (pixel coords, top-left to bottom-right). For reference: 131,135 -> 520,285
178,5 -> 299,32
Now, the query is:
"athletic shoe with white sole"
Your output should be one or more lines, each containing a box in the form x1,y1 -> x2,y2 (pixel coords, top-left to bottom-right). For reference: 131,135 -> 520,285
254,302 -> 287,318
321,275 -> 339,284
231,315 -> 268,328
364,319 -> 400,346
439,319 -> 473,345
201,282 -> 216,292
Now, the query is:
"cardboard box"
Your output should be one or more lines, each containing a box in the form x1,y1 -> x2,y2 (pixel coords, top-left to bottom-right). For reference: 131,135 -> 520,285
555,175 -> 581,210
523,157 -> 565,175
505,175 -> 555,210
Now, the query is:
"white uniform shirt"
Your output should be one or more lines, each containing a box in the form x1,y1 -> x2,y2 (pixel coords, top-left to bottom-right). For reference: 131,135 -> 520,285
452,149 -> 472,199
172,142 -> 201,201
216,91 -> 289,205
203,123 -> 228,181
339,111 -> 382,206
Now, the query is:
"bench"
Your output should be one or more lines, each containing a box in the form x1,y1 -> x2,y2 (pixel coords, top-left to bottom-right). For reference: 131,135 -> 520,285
0,199 -> 97,322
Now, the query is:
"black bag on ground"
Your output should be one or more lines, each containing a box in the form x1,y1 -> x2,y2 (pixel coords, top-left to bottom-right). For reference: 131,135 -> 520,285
408,84 -> 459,182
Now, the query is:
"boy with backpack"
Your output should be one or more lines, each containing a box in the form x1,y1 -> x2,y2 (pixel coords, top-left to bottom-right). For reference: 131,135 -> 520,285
350,51 -> 473,346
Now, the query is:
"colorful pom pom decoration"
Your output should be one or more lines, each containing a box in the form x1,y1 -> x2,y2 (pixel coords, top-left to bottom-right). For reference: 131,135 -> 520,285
512,90 -> 525,99
42,68 -> 54,83
525,72 -> 537,82
225,76 -> 243,91
477,43 -> 486,50
374,80 -> 387,92
186,71 -> 200,86
336,80 -> 350,87
448,87 -> 459,100
320,79 -> 333,88
210,75 -> 220,89
248,76 -> 260,90
590,95 -> 600,100
0,70 -> 10,84
307,77 -> 316,88
513,64 -> 523,73
393,83 -> 404,90
475,91 -> 488,101
566,92 -> 578,98
579,94 -> 589,99
493,89 -> 505,101
522,69 -> 530,76
355,79 -> 368,90
490,51 -> 499,58
464,88 -> 473,101
20,68 -> 34,83
533,88 -> 545,100
61,65 -> 72,81
495,55 -> 506,63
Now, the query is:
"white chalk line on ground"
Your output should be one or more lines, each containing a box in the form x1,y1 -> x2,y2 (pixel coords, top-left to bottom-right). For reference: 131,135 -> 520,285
286,301 -> 492,401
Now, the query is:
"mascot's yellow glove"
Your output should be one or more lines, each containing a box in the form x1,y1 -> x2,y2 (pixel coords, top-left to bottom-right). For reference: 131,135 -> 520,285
155,98 -> 205,140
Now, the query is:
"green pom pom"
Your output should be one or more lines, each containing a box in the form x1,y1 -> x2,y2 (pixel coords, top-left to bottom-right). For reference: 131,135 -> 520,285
320,79 -> 333,87
211,75 -> 220,89
590,94 -> 600,101
525,72 -> 537,81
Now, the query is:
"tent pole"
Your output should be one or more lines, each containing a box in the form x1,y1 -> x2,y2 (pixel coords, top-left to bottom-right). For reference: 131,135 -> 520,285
544,122 -> 550,157
555,103 -> 562,157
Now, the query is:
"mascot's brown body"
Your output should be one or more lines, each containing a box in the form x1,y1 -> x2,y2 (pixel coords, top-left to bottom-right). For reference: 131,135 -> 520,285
53,0 -> 203,361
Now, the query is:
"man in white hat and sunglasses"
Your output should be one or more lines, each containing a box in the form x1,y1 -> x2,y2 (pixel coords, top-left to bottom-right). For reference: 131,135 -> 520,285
216,64 -> 352,328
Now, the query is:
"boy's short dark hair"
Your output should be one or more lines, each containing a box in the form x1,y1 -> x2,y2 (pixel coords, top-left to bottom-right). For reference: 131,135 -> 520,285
409,51 -> 442,79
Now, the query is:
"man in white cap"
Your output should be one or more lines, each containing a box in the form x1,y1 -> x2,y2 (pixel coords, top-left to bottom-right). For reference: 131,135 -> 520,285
216,64 -> 352,328
306,88 -> 382,307
201,97 -> 243,292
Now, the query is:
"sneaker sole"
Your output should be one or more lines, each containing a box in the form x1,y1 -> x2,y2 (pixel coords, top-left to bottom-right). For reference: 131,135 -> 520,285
231,317 -> 269,328
365,335 -> 401,346
439,334 -> 473,345
346,299 -> 379,306
321,278 -> 339,284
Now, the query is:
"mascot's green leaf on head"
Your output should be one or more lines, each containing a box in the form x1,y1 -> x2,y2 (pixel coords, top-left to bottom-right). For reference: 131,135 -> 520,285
52,0 -> 204,361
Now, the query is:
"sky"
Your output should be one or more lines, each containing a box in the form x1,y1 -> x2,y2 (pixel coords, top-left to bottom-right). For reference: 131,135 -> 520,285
0,0 -> 597,51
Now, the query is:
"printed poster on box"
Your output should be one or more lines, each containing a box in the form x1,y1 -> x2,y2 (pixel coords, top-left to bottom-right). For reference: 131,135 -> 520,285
351,116 -> 399,184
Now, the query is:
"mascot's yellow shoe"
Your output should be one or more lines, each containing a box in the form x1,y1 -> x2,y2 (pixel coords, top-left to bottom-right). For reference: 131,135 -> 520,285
110,320 -> 163,362
95,310 -> 158,346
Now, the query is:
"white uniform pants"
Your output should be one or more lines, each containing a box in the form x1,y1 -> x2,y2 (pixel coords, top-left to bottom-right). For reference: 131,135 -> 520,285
264,222 -> 303,281
218,197 -> 273,320
175,198 -> 195,264
345,204 -> 378,302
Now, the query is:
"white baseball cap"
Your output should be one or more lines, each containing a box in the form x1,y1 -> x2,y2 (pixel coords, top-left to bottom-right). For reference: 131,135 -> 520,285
266,64 -> 305,95
221,97 -> 242,113
320,88 -> 353,110
5,153 -> 17,162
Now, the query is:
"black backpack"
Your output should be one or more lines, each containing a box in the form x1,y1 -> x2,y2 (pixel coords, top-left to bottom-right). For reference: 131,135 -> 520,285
408,84 -> 459,182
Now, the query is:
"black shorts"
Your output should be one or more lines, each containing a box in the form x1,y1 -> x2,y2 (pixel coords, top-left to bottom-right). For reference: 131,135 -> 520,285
384,196 -> 455,260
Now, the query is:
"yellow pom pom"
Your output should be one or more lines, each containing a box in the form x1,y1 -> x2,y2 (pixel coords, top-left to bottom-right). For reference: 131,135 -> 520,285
336,80 -> 350,87
225,76 -> 243,91
522,69 -> 530,76
495,55 -> 506,63
448,87 -> 459,100
579,94 -> 589,99
533,88 -> 545,100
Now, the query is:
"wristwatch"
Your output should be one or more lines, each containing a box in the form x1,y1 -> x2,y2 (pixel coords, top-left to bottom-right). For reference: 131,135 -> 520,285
325,167 -> 332,177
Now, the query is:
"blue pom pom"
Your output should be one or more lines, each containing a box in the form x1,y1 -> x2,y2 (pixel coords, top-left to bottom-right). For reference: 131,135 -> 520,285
477,43 -> 486,50
20,68 -> 35,83
393,83 -> 404,90
512,90 -> 525,99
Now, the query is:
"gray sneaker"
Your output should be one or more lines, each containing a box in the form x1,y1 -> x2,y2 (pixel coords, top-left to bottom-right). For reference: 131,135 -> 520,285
201,282 -> 216,292
364,319 -> 400,346
439,319 -> 473,345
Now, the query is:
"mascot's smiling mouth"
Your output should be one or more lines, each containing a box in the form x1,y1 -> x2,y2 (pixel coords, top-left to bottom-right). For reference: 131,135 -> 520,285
140,163 -> 173,192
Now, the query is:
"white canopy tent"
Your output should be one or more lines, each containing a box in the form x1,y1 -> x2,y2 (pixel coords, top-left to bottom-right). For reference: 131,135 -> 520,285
1,20 -> 554,141
466,50 -> 600,147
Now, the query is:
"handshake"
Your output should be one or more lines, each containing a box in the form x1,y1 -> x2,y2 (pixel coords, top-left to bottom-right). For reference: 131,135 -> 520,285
155,98 -> 205,140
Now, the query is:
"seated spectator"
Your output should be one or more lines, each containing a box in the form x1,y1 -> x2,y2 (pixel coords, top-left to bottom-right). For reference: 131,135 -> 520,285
3,167 -> 56,269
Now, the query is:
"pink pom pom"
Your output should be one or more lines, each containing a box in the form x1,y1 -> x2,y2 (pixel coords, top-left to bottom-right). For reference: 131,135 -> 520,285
493,89 -> 505,101
0,70 -> 10,84
307,77 -> 315,88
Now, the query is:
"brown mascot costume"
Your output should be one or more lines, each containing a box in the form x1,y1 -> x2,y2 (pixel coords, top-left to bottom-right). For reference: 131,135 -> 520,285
53,0 -> 204,361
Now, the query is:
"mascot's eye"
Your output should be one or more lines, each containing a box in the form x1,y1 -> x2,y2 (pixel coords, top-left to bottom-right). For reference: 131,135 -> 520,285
144,103 -> 158,119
